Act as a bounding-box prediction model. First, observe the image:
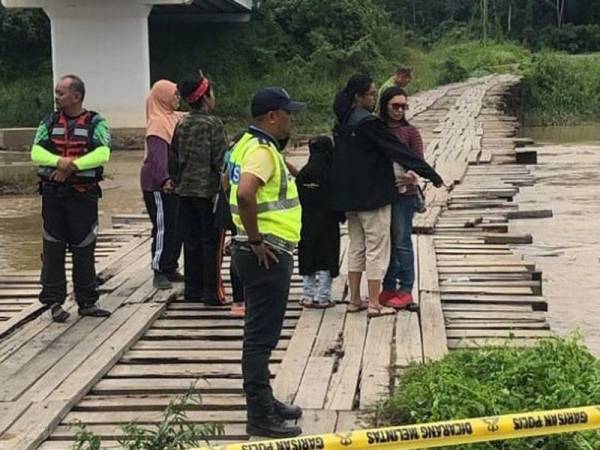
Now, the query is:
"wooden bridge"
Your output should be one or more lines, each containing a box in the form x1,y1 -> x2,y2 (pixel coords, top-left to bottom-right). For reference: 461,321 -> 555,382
0,74 -> 553,449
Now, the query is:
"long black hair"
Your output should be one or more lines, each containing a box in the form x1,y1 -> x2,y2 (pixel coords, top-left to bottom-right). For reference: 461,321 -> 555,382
333,74 -> 373,123
379,86 -> 408,123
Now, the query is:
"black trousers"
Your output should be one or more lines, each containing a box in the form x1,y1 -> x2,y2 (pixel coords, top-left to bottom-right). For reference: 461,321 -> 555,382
180,196 -> 224,302
143,191 -> 182,274
232,244 -> 293,416
39,184 -> 100,308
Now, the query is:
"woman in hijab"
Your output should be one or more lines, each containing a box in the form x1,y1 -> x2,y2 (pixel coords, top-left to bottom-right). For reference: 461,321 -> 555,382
297,135 -> 343,309
140,79 -> 184,290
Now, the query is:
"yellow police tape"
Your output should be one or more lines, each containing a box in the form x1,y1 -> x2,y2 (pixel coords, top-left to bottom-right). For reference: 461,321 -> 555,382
194,405 -> 600,450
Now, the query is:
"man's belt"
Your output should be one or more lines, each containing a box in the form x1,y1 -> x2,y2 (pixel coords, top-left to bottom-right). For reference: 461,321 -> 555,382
235,233 -> 296,254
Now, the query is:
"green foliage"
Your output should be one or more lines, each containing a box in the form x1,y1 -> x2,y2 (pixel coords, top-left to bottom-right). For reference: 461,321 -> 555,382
73,392 -> 224,450
539,24 -> 600,54
369,335 -> 600,449
522,52 -> 600,125
0,76 -> 53,128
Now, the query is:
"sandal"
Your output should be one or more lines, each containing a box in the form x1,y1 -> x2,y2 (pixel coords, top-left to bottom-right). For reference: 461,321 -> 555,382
50,304 -> 70,323
347,300 -> 368,313
314,301 -> 335,309
300,298 -> 315,308
367,305 -> 396,318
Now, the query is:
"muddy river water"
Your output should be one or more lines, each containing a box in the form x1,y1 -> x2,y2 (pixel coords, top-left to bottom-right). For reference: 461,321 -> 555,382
0,125 -> 599,353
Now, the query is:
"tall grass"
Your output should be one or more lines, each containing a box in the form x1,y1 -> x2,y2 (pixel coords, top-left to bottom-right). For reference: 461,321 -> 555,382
522,52 -> 600,125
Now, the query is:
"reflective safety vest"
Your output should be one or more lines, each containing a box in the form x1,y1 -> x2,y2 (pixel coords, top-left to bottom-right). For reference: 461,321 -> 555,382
38,111 -> 104,184
228,131 -> 301,248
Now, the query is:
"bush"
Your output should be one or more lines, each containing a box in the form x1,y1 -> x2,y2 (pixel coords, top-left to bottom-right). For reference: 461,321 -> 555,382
369,335 -> 600,449
522,52 -> 600,125
0,76 -> 53,128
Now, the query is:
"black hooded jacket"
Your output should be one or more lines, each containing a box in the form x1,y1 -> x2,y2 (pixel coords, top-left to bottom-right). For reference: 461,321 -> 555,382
330,107 -> 443,212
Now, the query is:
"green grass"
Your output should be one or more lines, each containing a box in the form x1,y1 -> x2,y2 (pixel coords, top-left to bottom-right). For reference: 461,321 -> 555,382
368,334 -> 600,449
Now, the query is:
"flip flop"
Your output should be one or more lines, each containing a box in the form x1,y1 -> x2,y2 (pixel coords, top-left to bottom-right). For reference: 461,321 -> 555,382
367,305 -> 396,318
50,304 -> 70,323
347,300 -> 368,313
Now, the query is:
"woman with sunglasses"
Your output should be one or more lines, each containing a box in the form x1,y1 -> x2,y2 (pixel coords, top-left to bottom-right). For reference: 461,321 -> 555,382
330,75 -> 443,317
378,86 -> 424,308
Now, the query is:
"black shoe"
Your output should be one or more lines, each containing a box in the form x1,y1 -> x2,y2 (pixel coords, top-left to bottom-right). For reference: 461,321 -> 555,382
273,398 -> 303,420
165,271 -> 185,283
246,413 -> 302,438
50,304 -> 70,323
153,273 -> 172,290
79,305 -> 111,318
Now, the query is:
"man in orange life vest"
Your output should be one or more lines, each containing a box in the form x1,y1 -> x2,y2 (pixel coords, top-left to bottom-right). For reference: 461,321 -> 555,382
31,75 -> 111,322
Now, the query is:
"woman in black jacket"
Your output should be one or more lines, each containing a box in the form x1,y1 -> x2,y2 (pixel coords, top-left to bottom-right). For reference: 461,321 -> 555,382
330,74 -> 444,317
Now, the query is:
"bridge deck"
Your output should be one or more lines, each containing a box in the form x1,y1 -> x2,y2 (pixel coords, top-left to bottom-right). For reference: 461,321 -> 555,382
0,74 -> 552,450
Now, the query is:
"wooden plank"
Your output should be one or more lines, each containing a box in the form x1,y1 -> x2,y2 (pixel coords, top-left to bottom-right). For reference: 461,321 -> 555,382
297,409 -> 338,435
394,311 -> 422,368
335,411 -> 364,432
63,409 -> 246,425
1,296 -> 174,450
91,378 -> 242,395
294,357 -> 335,409
446,329 -> 554,339
325,312 -> 367,410
272,308 -> 324,403
418,236 -> 447,361
76,394 -> 245,411
121,349 -> 285,363
312,304 -> 346,357
359,315 -> 394,408
107,363 -> 277,378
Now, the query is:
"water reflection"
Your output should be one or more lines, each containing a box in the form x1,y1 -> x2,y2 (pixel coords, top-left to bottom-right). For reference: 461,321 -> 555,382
0,151 -> 145,273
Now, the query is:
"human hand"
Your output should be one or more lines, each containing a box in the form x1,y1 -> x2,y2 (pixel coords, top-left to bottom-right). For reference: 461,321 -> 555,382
251,242 -> 279,269
162,179 -> 176,194
57,157 -> 75,172
49,169 -> 70,182
224,239 -> 233,256
396,171 -> 418,187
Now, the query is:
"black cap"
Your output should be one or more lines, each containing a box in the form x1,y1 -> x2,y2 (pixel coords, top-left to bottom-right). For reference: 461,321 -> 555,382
251,87 -> 305,117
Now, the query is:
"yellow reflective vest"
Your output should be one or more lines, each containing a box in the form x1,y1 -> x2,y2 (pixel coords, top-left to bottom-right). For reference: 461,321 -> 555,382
228,131 -> 301,248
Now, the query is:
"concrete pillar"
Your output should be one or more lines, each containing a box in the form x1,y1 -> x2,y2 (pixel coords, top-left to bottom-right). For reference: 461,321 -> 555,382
2,0 -> 192,127
44,0 -> 152,127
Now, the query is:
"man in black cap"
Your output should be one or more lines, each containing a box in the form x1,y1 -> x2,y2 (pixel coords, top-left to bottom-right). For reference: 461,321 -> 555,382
227,87 -> 304,438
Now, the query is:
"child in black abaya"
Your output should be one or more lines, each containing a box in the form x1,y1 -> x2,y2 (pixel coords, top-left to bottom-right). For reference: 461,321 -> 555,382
297,136 -> 343,308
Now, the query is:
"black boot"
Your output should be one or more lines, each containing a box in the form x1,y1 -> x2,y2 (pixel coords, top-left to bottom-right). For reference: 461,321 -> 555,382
246,396 -> 302,438
247,412 -> 303,438
273,398 -> 303,420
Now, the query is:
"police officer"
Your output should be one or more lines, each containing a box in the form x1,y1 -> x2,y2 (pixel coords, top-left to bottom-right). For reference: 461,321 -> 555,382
228,87 -> 304,438
31,74 -> 111,322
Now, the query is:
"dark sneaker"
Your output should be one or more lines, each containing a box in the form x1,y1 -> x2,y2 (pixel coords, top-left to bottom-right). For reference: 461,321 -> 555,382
153,273 -> 172,290
50,304 -> 70,323
165,271 -> 185,283
273,398 -> 303,420
246,413 -> 302,438
79,305 -> 111,318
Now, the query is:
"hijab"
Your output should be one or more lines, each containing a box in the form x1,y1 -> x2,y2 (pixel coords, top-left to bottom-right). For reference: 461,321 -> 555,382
145,80 -> 184,144
297,135 -> 334,185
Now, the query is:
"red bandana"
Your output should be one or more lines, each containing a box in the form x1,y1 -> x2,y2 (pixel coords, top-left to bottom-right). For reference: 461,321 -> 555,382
186,79 -> 209,104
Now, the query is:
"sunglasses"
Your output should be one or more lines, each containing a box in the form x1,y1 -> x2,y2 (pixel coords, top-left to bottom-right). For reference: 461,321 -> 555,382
391,102 -> 409,111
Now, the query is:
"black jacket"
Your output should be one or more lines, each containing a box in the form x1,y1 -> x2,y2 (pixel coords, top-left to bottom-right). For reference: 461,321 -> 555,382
330,107 -> 443,212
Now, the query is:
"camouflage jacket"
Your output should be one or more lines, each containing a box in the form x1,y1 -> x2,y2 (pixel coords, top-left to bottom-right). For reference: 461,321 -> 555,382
169,110 -> 228,199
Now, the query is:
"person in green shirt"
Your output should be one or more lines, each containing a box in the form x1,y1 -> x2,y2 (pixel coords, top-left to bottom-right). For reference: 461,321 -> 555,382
378,65 -> 413,99
31,74 -> 111,323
